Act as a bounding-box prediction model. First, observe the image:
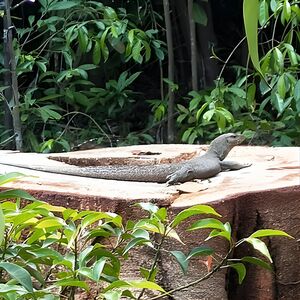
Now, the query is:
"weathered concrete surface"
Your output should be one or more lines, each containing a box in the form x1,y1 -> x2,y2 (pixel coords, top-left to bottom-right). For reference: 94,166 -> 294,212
0,145 -> 299,300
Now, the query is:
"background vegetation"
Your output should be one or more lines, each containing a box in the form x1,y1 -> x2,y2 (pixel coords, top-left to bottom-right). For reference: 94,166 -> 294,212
0,0 -> 300,152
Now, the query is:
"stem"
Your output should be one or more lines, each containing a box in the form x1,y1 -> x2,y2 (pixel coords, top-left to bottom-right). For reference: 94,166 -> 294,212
148,247 -> 234,300
137,234 -> 166,300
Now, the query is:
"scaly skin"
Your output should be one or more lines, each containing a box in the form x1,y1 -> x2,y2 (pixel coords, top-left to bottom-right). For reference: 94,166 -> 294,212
0,133 -> 251,184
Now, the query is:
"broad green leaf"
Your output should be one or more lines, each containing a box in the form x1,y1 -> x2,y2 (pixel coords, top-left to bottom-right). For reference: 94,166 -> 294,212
93,39 -> 101,64
294,80 -> 300,101
122,237 -> 151,255
259,0 -> 269,26
170,251 -> 189,274
37,94 -> 62,102
203,109 -> 215,122
77,267 -> 94,280
245,237 -> 273,262
48,1 -> 79,11
27,248 -> 64,261
93,257 -> 107,281
206,229 -> 231,242
273,48 -> 284,72
78,64 -> 97,71
0,189 -> 36,201
140,266 -> 158,282
227,263 -> 246,284
186,246 -> 214,260
125,71 -> 141,87
36,217 -> 64,229
0,262 -> 33,292
188,218 -> 226,232
249,229 -> 293,239
0,284 -> 26,294
127,280 -> 165,291
283,0 -> 291,22
272,93 -> 284,114
132,39 -> 143,63
0,206 -> 4,245
0,173 -> 26,186
134,219 -> 164,234
135,202 -> 159,213
246,83 -> 256,109
56,279 -> 89,290
102,290 -> 122,300
241,256 -> 272,271
243,0 -> 264,77
171,205 -> 221,228
165,227 -> 184,244
196,102 -> 209,121
78,27 -> 88,53
192,2 -> 207,26
104,279 -> 165,292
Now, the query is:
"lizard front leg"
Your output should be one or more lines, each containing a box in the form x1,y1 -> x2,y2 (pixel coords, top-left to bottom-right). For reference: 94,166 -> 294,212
166,167 -> 195,185
220,160 -> 252,171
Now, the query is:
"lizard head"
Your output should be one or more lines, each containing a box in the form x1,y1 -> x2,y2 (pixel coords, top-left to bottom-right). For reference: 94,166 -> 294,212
208,133 -> 245,160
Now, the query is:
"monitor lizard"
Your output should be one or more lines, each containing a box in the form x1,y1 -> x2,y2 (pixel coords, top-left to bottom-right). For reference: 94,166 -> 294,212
0,133 -> 251,184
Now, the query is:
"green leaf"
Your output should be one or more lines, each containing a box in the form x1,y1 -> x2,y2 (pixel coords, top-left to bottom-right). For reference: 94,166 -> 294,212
203,109 -> 214,122
78,64 -> 97,71
170,251 -> 189,274
56,279 -> 89,290
102,290 -> 122,300
36,217 -> 64,229
48,1 -> 79,11
0,283 -> 26,294
227,263 -> 246,284
0,189 -> 36,201
186,246 -> 214,260
93,257 -> 107,281
78,27 -> 88,53
170,205 -> 221,228
188,218 -> 226,232
245,237 -> 273,262
249,229 -> 293,239
136,203 -> 159,214
93,39 -> 102,64
192,3 -> 207,26
0,206 -> 4,245
246,83 -> 256,109
206,229 -> 231,242
243,0 -> 264,77
36,61 -> 47,73
125,71 -> 141,87
127,280 -> 165,292
123,237 -> 151,255
241,256 -> 272,271
283,0 -> 291,22
0,262 -> 33,292
294,80 -> 300,101
273,48 -> 284,72
277,74 -> 286,99
259,0 -> 269,26
0,172 -> 26,186
37,94 -> 62,102
132,40 -> 143,63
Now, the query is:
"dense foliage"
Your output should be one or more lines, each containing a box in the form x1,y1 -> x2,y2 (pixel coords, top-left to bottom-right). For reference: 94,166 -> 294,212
0,0 -> 299,151
0,173 -> 292,299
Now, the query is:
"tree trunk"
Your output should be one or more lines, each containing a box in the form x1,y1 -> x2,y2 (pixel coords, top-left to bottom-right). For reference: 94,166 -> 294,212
3,0 -> 23,150
163,0 -> 175,143
188,0 -> 198,91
